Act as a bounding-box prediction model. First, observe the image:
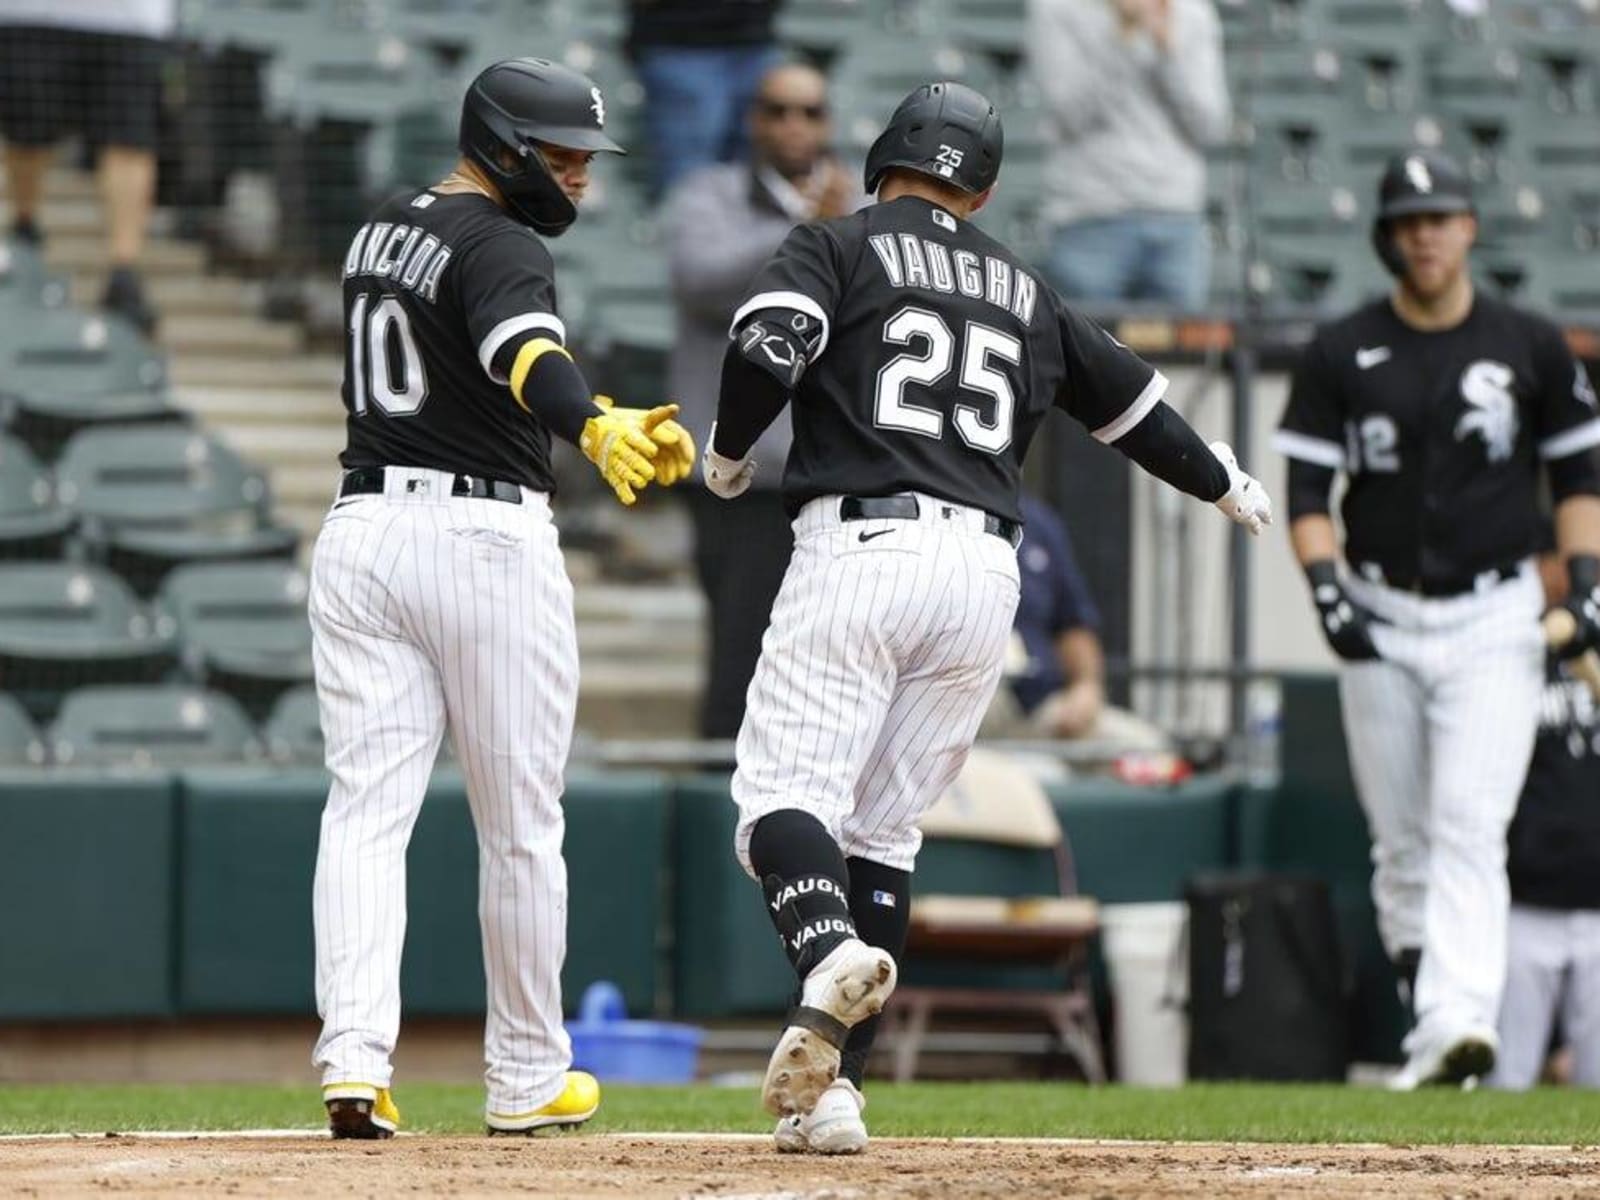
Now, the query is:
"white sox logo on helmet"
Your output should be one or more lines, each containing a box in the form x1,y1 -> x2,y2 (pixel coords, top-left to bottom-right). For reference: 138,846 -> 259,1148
590,86 -> 605,127
1405,155 -> 1434,194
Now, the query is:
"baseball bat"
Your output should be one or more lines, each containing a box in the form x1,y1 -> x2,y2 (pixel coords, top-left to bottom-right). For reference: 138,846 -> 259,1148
1542,608 -> 1600,701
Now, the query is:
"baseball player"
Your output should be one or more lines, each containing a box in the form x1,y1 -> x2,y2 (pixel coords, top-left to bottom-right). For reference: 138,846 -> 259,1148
1492,552 -> 1600,1090
702,81 -> 1272,1152
309,58 -> 693,1139
1275,149 -> 1600,1089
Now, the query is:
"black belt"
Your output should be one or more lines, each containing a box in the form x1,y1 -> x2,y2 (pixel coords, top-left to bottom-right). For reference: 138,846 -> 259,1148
340,466 -> 523,505
1358,561 -> 1519,598
839,495 -> 1021,546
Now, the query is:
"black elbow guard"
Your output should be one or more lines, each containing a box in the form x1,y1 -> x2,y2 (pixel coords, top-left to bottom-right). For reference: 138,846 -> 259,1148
733,307 -> 822,389
1549,446 -> 1600,501
1287,458 -> 1336,520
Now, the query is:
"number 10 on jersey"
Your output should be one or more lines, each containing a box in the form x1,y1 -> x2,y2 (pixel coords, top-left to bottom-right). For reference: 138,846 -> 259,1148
348,292 -> 430,416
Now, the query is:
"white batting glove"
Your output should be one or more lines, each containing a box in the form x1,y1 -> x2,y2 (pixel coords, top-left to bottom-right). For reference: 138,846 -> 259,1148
702,423 -> 756,499
1209,440 -> 1273,537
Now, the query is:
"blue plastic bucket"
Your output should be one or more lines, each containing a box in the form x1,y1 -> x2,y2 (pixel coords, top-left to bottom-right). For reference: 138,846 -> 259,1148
566,981 -> 705,1084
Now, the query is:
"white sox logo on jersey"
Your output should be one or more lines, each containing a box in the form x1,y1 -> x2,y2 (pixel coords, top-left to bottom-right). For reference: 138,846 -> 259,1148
1456,360 -> 1518,462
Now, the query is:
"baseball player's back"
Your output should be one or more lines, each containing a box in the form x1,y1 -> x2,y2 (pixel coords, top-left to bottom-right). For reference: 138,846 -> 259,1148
307,57 -> 694,1142
339,188 -> 565,489
744,196 -> 1167,523
700,81 -> 1271,1150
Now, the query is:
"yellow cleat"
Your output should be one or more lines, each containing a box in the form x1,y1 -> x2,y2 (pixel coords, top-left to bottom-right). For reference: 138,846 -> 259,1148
323,1082 -> 400,1139
485,1070 -> 601,1135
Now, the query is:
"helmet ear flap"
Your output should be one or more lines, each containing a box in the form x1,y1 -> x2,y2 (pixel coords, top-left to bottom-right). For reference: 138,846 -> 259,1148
1371,218 -> 1406,277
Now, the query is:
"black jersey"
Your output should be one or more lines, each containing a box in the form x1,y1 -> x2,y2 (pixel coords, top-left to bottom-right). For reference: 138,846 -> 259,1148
1509,659 -> 1600,910
1276,294 -> 1600,586
730,195 -> 1168,524
337,189 -> 567,491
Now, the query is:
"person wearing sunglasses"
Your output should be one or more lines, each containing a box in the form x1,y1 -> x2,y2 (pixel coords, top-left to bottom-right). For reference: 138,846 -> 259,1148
665,60 -> 864,742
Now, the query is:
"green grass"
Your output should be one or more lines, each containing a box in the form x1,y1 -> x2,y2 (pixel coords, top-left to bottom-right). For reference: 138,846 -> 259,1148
1,1082 -> 1598,1145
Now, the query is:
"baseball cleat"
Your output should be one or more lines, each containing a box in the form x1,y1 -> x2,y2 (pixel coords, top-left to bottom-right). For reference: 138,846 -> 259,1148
486,1070 -> 601,1134
1388,1024 -> 1498,1091
323,1083 -> 400,1139
774,1078 -> 868,1155
762,938 -> 897,1117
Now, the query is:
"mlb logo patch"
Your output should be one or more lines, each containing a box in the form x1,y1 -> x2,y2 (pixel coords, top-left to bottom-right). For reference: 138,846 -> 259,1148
872,890 -> 896,908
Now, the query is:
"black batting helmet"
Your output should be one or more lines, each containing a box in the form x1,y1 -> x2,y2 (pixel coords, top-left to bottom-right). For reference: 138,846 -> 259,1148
459,58 -> 624,237
1370,149 -> 1475,277
863,81 -> 1003,196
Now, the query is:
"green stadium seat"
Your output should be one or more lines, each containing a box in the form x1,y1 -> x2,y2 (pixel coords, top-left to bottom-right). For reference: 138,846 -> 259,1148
159,561 -> 314,721
546,0 -> 625,44
1527,124 -> 1600,192
0,240 -> 69,313
1523,257 -> 1600,323
0,563 -> 177,721
54,426 -> 297,595
0,434 -> 74,561
0,693 -> 47,766
49,685 -> 261,768
1335,113 -> 1448,176
1427,41 -> 1524,117
0,308 -> 172,460
1246,105 -> 1342,186
55,426 -> 273,529
1517,45 -> 1599,119
828,42 -> 1004,152
261,682 -> 322,765
921,0 -> 1028,56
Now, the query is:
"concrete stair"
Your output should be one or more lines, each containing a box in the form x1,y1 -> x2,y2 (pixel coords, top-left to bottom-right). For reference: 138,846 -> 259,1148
6,169 -> 705,738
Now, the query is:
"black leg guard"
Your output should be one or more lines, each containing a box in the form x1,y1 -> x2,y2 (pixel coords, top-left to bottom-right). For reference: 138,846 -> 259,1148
839,856 -> 911,1087
749,810 -> 856,982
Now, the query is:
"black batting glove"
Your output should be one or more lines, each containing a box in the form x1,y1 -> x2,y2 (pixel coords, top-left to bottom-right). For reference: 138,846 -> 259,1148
1559,554 -> 1600,660
1306,560 -> 1385,662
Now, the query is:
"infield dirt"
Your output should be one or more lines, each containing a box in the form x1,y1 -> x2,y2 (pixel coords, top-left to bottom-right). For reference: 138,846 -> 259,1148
4,1134 -> 1599,1198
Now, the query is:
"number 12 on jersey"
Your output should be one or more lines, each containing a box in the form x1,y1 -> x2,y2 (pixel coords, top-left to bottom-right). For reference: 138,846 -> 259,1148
875,305 -> 1020,454
348,292 -> 430,417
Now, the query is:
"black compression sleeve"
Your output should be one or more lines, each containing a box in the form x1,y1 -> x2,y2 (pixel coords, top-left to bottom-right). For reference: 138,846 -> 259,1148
713,340 -> 791,458
509,345 -> 598,446
1113,401 -> 1229,501
1549,447 -> 1600,501
1287,458 -> 1337,520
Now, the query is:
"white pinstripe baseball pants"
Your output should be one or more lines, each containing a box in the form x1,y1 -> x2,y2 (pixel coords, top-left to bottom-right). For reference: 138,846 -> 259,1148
308,466 -> 578,1116
733,494 -> 1022,875
1339,564 -> 1543,1041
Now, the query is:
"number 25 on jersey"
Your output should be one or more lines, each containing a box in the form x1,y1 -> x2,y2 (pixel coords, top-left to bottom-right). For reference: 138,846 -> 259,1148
874,305 -> 1021,454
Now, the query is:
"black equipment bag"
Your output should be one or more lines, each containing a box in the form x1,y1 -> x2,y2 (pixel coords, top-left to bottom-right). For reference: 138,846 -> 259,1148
1184,871 -> 1349,1081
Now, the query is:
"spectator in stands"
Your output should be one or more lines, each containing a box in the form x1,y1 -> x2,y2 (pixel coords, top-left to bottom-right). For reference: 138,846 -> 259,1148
981,494 -> 1168,751
1026,0 -> 1230,311
1491,552 -> 1600,1090
627,0 -> 782,198
0,0 -> 170,334
664,59 -> 860,739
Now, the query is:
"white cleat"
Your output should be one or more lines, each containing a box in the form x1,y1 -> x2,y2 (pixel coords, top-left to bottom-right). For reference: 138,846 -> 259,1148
774,1078 -> 868,1155
1387,1023 -> 1498,1091
762,938 -> 897,1118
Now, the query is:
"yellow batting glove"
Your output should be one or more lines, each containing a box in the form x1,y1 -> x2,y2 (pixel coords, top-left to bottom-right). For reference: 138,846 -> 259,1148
593,396 -> 696,487
580,406 -> 658,506
639,405 -> 695,487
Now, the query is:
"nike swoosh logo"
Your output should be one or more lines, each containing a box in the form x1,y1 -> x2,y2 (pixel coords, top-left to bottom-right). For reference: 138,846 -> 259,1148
1356,347 -> 1392,370
857,529 -> 893,543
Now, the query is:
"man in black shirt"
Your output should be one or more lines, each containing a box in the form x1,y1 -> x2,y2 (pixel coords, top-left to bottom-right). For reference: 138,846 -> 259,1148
1276,149 -> 1600,1089
703,81 -> 1272,1151
1493,556 -> 1600,1089
309,58 -> 693,1141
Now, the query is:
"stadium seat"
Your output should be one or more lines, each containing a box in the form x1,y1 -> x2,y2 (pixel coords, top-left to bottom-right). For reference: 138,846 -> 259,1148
920,0 -> 1028,55
0,307 -> 172,460
262,682 -> 322,765
0,239 -> 69,314
0,563 -> 176,721
159,561 -> 314,721
54,426 -> 297,596
1335,112 -> 1448,176
775,0 -> 880,53
0,434 -> 75,561
0,693 -> 47,766
49,685 -> 261,768
828,42 -> 1004,153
